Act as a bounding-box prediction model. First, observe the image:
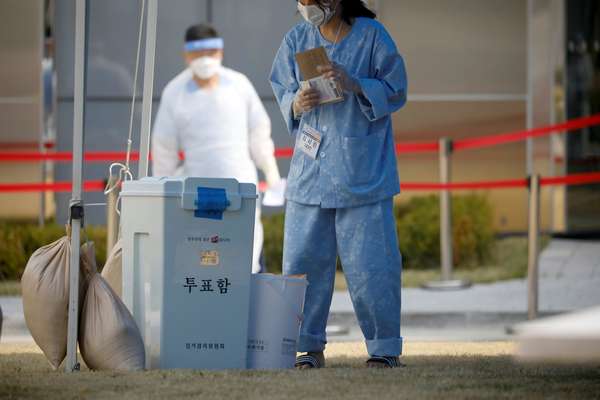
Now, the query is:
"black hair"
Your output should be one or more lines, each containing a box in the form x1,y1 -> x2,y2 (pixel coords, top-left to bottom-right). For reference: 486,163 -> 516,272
185,23 -> 219,42
310,0 -> 376,24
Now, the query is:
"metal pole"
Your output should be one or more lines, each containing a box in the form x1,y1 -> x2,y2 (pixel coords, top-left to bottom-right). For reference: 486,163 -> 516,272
421,138 -> 471,291
525,4 -> 538,317
66,0 -> 89,373
548,0 -> 557,233
106,176 -> 120,251
440,137 -> 453,281
39,144 -> 47,228
38,2 -> 46,228
527,174 -> 541,320
526,0 -> 534,176
137,0 -> 158,178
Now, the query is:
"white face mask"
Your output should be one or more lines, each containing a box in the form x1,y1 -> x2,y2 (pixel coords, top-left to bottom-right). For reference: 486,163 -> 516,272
297,1 -> 337,27
189,56 -> 222,80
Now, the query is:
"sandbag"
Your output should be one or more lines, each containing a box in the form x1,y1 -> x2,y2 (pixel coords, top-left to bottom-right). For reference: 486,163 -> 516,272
101,238 -> 122,298
79,273 -> 145,371
21,237 -> 94,369
80,241 -> 98,289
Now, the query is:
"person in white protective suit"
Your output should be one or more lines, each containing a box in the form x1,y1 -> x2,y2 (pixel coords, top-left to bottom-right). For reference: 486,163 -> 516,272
152,23 -> 282,273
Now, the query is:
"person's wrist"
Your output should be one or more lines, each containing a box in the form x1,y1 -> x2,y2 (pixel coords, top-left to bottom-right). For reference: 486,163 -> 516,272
265,162 -> 281,187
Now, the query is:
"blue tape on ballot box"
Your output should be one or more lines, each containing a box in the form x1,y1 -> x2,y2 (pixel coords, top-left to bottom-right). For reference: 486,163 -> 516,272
195,187 -> 230,220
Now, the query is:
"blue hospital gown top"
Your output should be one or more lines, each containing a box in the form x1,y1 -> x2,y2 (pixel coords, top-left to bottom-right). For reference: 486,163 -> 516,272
270,17 -> 408,208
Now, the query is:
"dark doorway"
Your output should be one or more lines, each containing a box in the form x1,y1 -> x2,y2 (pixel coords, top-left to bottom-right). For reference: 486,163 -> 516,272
566,0 -> 600,232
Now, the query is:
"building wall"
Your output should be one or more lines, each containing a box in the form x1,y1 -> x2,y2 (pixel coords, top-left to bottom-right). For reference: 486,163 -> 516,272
378,0 -> 560,232
0,0 -> 562,232
0,0 -> 46,220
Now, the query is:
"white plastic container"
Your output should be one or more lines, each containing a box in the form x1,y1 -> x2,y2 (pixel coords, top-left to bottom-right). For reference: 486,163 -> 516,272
247,274 -> 308,370
120,177 -> 257,370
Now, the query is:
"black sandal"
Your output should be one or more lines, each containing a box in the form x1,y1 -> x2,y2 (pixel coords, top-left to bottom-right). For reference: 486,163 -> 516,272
295,352 -> 325,369
366,355 -> 405,368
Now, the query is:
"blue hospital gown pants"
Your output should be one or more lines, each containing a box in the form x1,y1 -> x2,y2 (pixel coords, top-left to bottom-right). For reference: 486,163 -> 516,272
283,198 -> 403,356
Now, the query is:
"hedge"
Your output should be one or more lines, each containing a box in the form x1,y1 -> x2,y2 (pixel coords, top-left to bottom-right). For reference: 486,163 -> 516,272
394,194 -> 495,270
262,194 -> 494,272
0,194 -> 494,280
0,222 -> 107,281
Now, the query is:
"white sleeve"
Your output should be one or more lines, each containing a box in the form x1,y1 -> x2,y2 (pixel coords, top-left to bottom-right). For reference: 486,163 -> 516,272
245,78 -> 281,186
151,95 -> 180,177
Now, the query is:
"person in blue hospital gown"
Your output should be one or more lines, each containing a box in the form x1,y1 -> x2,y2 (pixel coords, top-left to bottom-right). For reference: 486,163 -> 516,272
153,24 -> 282,273
270,0 -> 407,368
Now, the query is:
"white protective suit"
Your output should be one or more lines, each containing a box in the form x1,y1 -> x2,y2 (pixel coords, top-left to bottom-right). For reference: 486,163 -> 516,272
152,67 -> 280,273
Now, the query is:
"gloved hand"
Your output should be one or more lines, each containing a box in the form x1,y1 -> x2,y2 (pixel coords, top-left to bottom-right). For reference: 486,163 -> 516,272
262,178 -> 287,207
293,87 -> 321,117
318,63 -> 361,94
263,158 -> 282,188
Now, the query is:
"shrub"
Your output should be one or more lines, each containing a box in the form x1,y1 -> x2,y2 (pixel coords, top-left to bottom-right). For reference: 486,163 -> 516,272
0,222 -> 108,281
262,194 -> 495,273
0,194 -> 494,280
0,228 -> 27,281
261,213 -> 285,274
452,194 -> 495,268
394,196 -> 440,270
396,194 -> 494,270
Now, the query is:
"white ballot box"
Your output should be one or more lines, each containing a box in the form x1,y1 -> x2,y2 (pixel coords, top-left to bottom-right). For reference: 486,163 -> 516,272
120,177 -> 257,370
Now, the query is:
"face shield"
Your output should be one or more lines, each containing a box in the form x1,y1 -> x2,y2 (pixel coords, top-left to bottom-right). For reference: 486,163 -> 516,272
184,38 -> 224,79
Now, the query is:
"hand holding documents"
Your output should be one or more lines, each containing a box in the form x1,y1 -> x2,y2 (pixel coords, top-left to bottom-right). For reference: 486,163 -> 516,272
295,47 -> 344,105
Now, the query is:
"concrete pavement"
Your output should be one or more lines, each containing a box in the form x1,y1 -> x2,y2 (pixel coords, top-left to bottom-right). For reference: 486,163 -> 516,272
328,239 -> 600,341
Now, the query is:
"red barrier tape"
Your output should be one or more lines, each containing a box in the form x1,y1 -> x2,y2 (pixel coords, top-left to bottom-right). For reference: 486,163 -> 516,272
0,152 -> 71,162
2,172 -> 599,194
396,142 -> 440,154
0,180 -> 105,193
0,151 -> 182,163
0,141 -> 55,150
400,178 -> 528,191
540,172 -> 600,187
0,144 -> 438,163
453,114 -> 600,151
399,172 -> 600,191
274,148 -> 294,158
0,113 -> 598,163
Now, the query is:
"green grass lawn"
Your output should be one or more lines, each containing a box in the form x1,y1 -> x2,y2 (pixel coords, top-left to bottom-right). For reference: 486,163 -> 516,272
1,342 -> 598,400
0,237 -> 543,296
